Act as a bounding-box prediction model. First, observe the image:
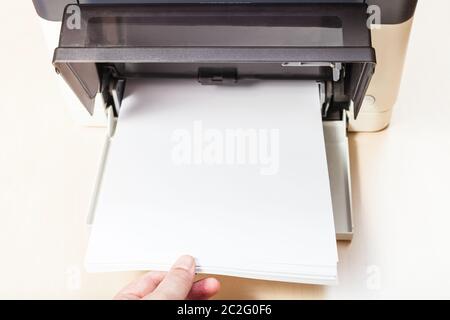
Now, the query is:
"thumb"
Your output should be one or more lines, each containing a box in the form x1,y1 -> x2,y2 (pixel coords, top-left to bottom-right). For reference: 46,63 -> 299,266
145,255 -> 196,300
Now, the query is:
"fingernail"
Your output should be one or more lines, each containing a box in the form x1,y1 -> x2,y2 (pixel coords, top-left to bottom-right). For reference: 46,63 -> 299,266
174,255 -> 195,272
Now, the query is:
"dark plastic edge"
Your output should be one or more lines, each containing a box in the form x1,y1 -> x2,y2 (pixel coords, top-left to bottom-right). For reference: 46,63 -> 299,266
33,0 -> 77,22
366,0 -> 418,24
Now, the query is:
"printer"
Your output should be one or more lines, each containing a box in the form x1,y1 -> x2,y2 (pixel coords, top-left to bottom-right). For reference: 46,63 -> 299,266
33,0 -> 417,283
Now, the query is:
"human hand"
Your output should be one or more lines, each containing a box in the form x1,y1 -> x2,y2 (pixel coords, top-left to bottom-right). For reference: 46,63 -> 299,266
114,255 -> 220,300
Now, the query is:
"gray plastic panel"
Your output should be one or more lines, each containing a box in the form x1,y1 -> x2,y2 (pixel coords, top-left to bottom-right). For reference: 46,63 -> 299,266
57,4 -> 371,48
33,0 -> 418,24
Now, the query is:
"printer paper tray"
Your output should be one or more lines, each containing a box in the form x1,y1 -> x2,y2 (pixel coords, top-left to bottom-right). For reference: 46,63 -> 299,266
324,119 -> 353,240
85,80 -> 354,284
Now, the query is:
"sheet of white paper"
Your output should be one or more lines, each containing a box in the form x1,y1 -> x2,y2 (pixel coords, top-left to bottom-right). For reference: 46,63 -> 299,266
86,79 -> 338,284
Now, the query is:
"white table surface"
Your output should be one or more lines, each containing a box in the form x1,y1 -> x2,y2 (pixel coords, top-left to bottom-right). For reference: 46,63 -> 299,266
1,1 -> 449,299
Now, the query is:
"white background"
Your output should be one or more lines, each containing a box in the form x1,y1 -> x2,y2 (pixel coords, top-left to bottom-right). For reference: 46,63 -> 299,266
0,1 -> 449,299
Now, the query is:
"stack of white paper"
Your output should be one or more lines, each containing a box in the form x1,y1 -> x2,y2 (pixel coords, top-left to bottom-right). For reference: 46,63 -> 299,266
85,79 -> 338,285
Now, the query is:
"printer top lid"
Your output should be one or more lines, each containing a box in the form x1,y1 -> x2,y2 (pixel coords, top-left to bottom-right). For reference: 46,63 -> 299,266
33,0 -> 418,24
52,2 -> 379,119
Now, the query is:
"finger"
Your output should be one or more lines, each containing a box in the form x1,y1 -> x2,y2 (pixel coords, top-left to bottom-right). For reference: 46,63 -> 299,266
114,271 -> 166,300
145,255 -> 196,300
187,277 -> 221,300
